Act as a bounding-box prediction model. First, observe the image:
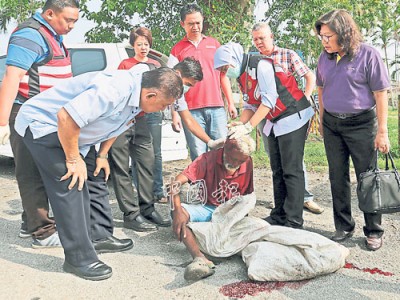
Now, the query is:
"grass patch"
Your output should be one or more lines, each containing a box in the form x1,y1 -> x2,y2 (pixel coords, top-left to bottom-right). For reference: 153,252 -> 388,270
251,108 -> 399,170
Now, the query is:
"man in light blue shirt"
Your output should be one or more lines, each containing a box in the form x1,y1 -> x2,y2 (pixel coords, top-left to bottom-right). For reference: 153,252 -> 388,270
214,42 -> 313,229
15,65 -> 183,281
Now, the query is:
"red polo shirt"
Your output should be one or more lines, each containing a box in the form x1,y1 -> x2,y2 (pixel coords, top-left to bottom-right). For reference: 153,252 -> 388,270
182,148 -> 254,206
169,36 -> 224,110
118,57 -> 161,70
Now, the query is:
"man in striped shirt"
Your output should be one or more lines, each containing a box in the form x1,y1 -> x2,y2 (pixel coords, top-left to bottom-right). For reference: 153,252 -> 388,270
0,0 -> 79,247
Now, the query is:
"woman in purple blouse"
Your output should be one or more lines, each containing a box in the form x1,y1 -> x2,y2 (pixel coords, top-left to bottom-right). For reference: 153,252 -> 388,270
315,9 -> 390,251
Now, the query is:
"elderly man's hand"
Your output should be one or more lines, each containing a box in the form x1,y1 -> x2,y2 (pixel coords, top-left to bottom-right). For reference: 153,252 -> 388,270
172,209 -> 189,242
61,156 -> 88,191
0,124 -> 10,145
207,137 -> 226,150
227,122 -> 253,139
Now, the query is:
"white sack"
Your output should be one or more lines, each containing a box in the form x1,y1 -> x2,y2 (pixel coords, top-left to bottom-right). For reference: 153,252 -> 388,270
242,227 -> 350,281
188,193 -> 349,281
188,193 -> 269,257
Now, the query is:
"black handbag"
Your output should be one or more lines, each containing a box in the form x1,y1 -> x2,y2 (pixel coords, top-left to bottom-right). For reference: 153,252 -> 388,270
357,150 -> 400,214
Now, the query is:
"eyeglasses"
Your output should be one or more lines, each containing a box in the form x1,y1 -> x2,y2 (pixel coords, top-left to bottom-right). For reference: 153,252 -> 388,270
318,34 -> 336,43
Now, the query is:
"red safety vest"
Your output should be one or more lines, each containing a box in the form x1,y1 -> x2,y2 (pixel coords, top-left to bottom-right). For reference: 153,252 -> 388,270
238,55 -> 310,122
14,18 -> 72,102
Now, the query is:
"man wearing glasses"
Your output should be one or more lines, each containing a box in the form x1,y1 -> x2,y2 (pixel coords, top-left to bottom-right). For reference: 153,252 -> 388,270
167,3 -> 236,161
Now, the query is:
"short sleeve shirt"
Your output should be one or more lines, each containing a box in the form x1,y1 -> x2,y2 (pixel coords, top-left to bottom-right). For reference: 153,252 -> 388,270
182,148 -> 254,206
6,12 -> 64,70
15,64 -> 150,156
316,43 -> 390,114
168,36 -> 224,110
118,57 -> 161,70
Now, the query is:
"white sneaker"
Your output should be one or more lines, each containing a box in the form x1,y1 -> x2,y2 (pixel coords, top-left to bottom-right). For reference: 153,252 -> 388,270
19,228 -> 31,239
32,232 -> 62,249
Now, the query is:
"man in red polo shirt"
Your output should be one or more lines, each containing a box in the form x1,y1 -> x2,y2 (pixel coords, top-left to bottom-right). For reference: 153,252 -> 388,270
167,3 -> 237,161
171,136 -> 255,281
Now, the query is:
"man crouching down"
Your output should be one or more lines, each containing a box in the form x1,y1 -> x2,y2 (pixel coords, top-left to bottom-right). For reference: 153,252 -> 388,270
171,135 -> 256,281
15,66 -> 183,281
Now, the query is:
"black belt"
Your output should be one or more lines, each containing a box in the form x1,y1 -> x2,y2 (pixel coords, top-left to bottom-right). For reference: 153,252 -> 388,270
325,106 -> 375,119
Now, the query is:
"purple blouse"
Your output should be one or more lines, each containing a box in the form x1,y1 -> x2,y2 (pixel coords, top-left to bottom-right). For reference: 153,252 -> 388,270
316,43 -> 390,114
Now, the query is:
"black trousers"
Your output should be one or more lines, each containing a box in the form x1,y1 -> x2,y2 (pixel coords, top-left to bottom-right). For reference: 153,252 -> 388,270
9,104 -> 55,239
323,109 -> 383,237
109,116 -> 156,218
23,129 -> 113,266
268,122 -> 308,228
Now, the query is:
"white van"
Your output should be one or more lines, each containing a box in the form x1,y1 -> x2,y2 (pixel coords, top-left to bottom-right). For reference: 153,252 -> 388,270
0,43 -> 188,161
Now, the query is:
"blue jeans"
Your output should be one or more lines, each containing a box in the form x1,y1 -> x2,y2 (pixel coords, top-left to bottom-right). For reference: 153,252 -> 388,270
146,112 -> 164,198
182,107 -> 228,161
181,203 -> 217,222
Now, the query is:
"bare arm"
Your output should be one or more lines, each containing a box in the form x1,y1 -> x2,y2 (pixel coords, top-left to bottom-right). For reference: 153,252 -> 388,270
57,108 -> 87,190
178,109 -> 211,143
171,105 -> 183,132
238,109 -> 255,124
220,72 -> 238,119
94,137 -> 117,181
248,104 -> 270,128
171,173 -> 190,241
373,90 -> 389,153
0,66 -> 26,125
318,87 -> 324,137
303,71 -> 316,99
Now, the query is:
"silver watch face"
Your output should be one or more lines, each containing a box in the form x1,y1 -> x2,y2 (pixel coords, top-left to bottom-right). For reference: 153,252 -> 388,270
243,94 -> 249,102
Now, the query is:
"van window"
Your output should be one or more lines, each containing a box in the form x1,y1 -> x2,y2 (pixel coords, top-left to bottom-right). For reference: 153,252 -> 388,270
69,49 -> 107,76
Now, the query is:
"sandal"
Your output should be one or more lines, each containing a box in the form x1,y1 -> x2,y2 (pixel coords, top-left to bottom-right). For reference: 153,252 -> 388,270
184,257 -> 215,281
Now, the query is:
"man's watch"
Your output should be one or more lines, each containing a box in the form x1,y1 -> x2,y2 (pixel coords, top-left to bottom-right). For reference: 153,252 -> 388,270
96,153 -> 108,159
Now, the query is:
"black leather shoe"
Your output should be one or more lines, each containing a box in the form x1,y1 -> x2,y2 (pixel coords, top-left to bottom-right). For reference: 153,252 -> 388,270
145,211 -> 171,227
93,235 -> 134,254
331,229 -> 355,242
123,214 -> 158,232
63,260 -> 112,281
264,216 -> 283,226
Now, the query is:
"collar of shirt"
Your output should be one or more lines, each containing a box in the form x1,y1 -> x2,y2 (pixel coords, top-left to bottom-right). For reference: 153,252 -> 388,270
33,11 -> 63,43
268,45 -> 280,56
183,34 -> 206,45
126,69 -> 144,113
216,148 -> 249,177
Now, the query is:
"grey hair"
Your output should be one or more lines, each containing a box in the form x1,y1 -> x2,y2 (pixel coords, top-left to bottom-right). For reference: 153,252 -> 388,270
234,135 -> 256,156
252,22 -> 271,33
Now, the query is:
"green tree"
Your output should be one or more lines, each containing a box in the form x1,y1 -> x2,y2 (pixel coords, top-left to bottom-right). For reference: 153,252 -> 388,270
80,0 -> 255,54
0,0 -> 43,31
263,0 -> 398,69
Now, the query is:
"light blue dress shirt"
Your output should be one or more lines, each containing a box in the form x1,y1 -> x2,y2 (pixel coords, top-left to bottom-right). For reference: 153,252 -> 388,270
243,59 -> 314,137
15,64 -> 150,156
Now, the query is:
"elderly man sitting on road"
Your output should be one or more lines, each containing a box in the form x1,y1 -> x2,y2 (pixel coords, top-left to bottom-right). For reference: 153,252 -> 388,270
170,135 -> 255,281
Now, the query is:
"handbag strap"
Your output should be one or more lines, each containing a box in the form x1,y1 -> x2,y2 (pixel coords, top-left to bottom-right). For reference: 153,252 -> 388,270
369,150 -> 380,171
385,151 -> 396,170
384,151 -> 400,187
